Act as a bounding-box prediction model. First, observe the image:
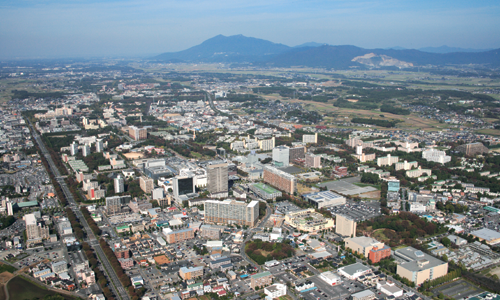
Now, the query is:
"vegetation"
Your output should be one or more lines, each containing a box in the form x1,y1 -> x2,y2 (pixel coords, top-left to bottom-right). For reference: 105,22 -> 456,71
245,240 -> 295,265
80,207 -> 102,236
6,276 -> 76,300
380,104 -> 410,115
419,269 -> 462,292
0,216 -> 16,230
65,208 -> 85,240
82,242 -> 116,300
351,117 -> 397,128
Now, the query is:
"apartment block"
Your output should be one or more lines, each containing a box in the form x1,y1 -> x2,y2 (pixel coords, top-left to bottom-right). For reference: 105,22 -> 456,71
395,247 -> 448,286
207,163 -> 228,194
289,146 -> 306,162
335,214 -> 357,237
369,245 -> 392,263
179,266 -> 204,280
263,165 -> 296,194
165,228 -> 194,244
204,199 -> 259,227
250,271 -> 273,289
305,153 -> 321,168
139,176 -> 154,193
128,126 -> 147,141
345,236 -> 385,257
258,137 -> 275,151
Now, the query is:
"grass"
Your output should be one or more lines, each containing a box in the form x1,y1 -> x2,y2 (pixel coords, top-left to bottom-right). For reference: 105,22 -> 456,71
0,264 -> 16,274
253,182 -> 279,194
6,276 -> 77,300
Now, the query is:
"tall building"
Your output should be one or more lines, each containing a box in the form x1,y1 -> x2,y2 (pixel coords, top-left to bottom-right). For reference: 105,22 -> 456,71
128,126 -> 147,141
82,144 -> 90,157
302,133 -> 318,144
96,139 -> 104,153
172,176 -> 195,198
70,142 -> 78,156
305,153 -> 321,168
114,175 -> 124,194
139,176 -> 154,194
165,228 -> 194,243
6,201 -> 13,216
289,146 -> 306,162
335,214 -> 357,237
106,195 -> 131,214
152,187 -> 164,200
272,146 -> 289,167
258,137 -> 275,151
25,213 -> 49,240
204,199 -> 259,226
263,165 -> 296,194
377,154 -> 399,167
207,163 -> 228,194
455,142 -> 489,156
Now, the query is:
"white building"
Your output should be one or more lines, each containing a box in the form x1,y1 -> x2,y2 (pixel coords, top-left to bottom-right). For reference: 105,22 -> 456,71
114,175 -> 124,194
152,187 -> 164,200
264,283 -> 287,299
409,202 -> 426,213
377,281 -> 403,298
272,146 -> 289,167
338,263 -> 371,280
422,149 -> 451,164
319,271 -> 341,286
295,281 -> 314,292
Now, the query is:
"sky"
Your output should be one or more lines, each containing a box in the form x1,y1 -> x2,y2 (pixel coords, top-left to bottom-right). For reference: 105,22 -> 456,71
1,0 -> 500,59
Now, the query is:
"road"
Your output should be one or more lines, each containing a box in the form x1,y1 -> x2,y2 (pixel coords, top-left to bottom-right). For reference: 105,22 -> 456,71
29,121 -> 130,300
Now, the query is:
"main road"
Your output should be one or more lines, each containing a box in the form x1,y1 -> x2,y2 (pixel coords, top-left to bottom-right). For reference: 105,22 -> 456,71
29,121 -> 130,300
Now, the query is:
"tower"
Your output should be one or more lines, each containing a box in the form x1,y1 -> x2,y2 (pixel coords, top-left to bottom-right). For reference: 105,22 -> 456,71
114,175 -> 124,194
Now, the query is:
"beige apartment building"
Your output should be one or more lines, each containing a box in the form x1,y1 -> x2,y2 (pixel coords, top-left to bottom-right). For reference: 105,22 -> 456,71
335,214 -> 357,237
345,236 -> 385,257
395,247 -> 448,286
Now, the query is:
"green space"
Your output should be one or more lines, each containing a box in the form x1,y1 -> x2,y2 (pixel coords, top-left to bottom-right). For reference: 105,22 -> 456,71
245,240 -> 294,265
0,264 -> 16,274
253,182 -> 280,194
6,276 -> 77,300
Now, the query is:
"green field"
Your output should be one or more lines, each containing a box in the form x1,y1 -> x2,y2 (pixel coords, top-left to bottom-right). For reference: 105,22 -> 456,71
253,182 -> 279,194
6,276 -> 77,300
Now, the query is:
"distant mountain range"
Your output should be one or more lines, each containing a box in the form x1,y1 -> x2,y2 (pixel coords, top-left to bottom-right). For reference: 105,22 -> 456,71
153,35 -> 500,68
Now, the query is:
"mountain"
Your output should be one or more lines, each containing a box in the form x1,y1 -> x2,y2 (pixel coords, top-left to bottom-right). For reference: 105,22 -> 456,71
153,35 -> 500,68
154,34 -> 291,62
294,42 -> 326,48
418,45 -> 493,53
386,46 -> 407,50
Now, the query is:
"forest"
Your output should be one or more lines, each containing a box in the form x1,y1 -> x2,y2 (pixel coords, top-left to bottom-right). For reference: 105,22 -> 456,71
245,240 -> 294,265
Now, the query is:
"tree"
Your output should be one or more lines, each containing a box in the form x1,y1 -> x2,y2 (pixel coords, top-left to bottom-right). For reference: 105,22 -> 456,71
441,237 -> 451,247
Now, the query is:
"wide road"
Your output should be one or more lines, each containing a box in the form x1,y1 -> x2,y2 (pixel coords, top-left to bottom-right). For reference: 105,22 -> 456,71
29,121 -> 130,300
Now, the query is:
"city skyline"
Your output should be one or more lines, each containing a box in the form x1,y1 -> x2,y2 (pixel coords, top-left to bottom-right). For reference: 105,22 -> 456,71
1,0 -> 500,59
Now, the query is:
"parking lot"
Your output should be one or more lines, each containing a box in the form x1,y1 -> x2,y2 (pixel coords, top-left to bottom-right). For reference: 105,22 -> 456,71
432,279 -> 484,300
328,201 -> 381,222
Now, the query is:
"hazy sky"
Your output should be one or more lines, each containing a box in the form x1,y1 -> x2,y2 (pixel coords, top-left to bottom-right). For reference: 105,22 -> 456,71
1,0 -> 500,59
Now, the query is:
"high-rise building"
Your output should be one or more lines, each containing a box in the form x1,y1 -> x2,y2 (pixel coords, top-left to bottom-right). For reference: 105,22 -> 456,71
172,176 -> 195,198
305,153 -> 321,168
289,146 -> 306,162
70,142 -> 78,156
6,201 -> 13,216
455,142 -> 489,156
302,133 -> 318,144
204,199 -> 259,226
96,139 -> 104,153
422,149 -> 451,164
258,137 -> 275,151
263,165 -> 296,194
139,176 -> 154,194
25,213 -> 49,240
207,163 -> 228,194
128,126 -> 147,141
272,146 -> 289,167
82,144 -> 90,157
114,175 -> 124,194
395,247 -> 448,286
335,214 -> 357,237
106,196 -> 121,214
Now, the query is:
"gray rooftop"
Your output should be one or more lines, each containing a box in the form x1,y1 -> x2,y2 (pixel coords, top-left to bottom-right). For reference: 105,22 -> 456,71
339,262 -> 371,276
470,228 -> 500,242
394,246 -> 447,272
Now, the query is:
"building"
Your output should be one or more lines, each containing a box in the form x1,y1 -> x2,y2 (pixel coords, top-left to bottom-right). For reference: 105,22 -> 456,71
88,188 -> 105,200
272,146 -> 289,167
200,225 -> 221,239
351,290 -> 376,300
345,236 -> 385,258
25,213 -> 49,241
264,283 -> 287,299
395,247 -> 448,286
377,154 -> 399,167
338,263 -> 371,280
422,149 -> 451,164
295,281 -> 315,292
152,187 -> 164,200
70,142 -> 78,156
394,160 -> 418,171
114,175 -> 124,194
305,153 -> 321,168
369,245 -> 391,263
303,191 -> 346,209
207,163 -> 228,194
387,179 -> 400,192
165,228 -> 194,243
249,183 -> 282,200
204,199 -> 259,226
263,165 -> 296,194
139,176 -> 154,194
96,139 -> 104,153
335,214 -> 357,237
377,281 -> 403,297
250,271 -> 273,289
51,260 -> 68,274
456,142 -> 489,156
302,133 -> 318,144
179,266 -> 203,280
285,208 -> 335,232
289,146 -> 306,162
406,168 -> 432,178
82,144 -> 90,157
258,137 -> 275,151
118,258 -> 134,269
128,126 -> 147,141
106,196 -> 121,214
173,176 -> 195,198
470,228 -> 500,245
319,271 -> 341,286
